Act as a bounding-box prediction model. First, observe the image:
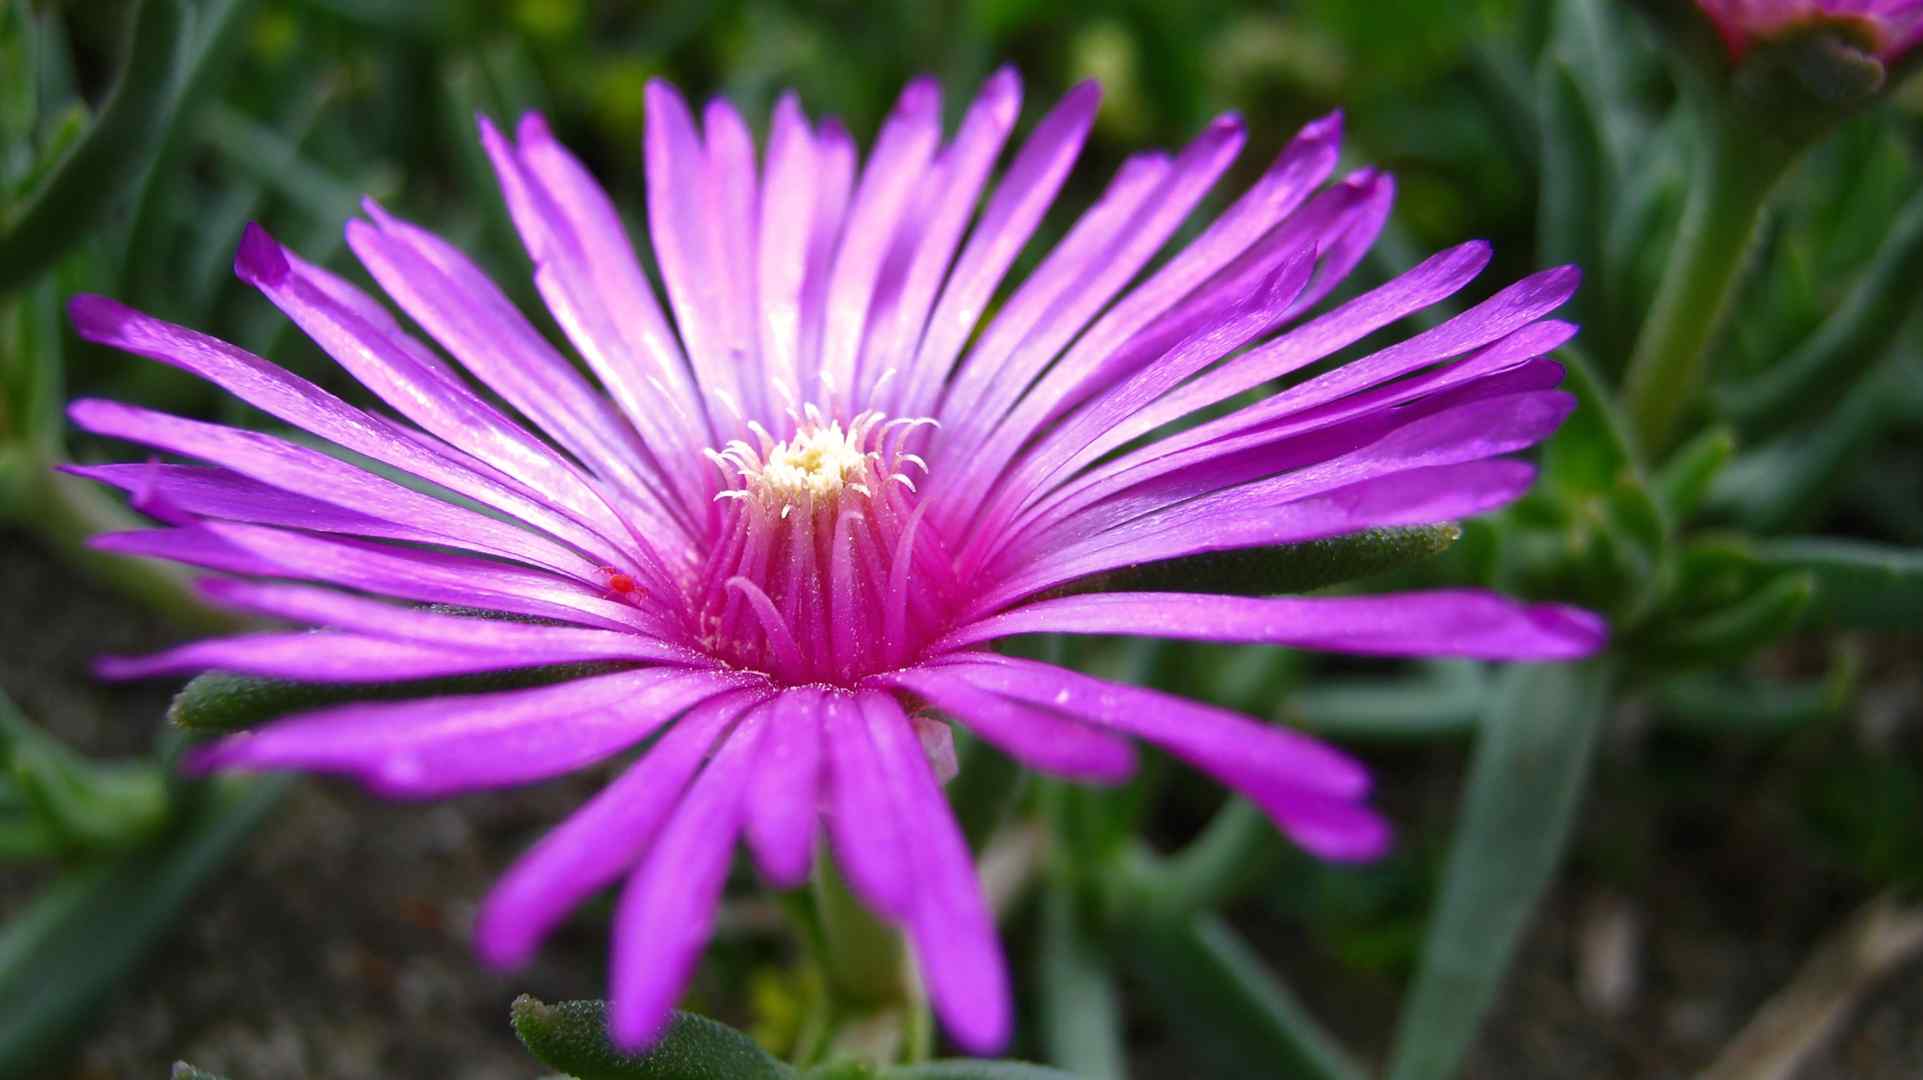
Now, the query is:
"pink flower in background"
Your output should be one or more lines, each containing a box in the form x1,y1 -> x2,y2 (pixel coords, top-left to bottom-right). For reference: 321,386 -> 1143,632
67,70 -> 1603,1052
1697,0 -> 1923,60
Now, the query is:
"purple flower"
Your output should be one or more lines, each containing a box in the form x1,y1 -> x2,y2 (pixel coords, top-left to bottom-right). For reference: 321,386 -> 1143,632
1697,0 -> 1923,61
67,71 -> 1603,1052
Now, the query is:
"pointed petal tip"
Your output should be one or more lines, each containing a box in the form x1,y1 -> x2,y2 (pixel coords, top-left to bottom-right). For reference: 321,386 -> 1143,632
179,741 -> 239,777
1531,603 -> 1609,657
1307,819 -> 1396,863
1301,108 -> 1344,142
899,74 -> 943,110
64,396 -> 114,431
1206,111 -> 1247,139
233,222 -> 290,288
471,903 -> 537,971
91,654 -> 147,681
607,996 -> 674,1055
66,293 -> 135,344
515,111 -> 553,144
1064,78 -> 1104,108
942,999 -> 1013,1056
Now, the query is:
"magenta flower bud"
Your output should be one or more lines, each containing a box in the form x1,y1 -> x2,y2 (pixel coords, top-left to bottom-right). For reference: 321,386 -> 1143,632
68,72 -> 1605,1054
1697,0 -> 1923,62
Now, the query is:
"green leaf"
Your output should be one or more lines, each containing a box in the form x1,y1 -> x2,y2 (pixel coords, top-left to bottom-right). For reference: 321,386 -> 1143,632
0,691 -> 169,855
1654,425 -> 1736,522
1653,663 -> 1854,736
1124,912 -> 1366,1080
1712,317 -> 1910,533
0,275 -> 64,462
1387,660 -> 1613,1080
510,996 -> 795,1080
1036,889 -> 1124,1080
0,0 -> 191,292
1648,572 -> 1814,667
1752,539 -> 1923,630
1720,186 -> 1923,432
168,662 -> 628,733
1052,524 -> 1460,598
1287,661 -> 1485,740
0,776 -> 286,1075
1536,54 -> 1608,328
195,104 -> 384,224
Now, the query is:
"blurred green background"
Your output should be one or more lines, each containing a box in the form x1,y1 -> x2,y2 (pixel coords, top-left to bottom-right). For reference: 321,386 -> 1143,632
3,0 -> 1921,1077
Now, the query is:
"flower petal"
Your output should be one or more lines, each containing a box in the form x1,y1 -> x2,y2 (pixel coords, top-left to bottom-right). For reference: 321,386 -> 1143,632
95,630 -> 600,682
894,81 -> 1101,419
188,666 -> 754,797
817,76 -> 943,415
610,707 -> 767,1047
743,688 -> 825,887
68,399 -> 605,581
66,294 -> 635,562
200,521 -> 667,635
63,463 -> 444,544
944,590 -> 1607,661
347,202 -> 665,508
928,654 -> 1385,860
862,691 -> 1012,1053
194,578 -> 707,664
936,112 -> 1246,451
821,690 -> 913,918
863,67 -> 1022,417
234,222 -> 678,555
474,690 -> 763,968
870,666 -> 1137,782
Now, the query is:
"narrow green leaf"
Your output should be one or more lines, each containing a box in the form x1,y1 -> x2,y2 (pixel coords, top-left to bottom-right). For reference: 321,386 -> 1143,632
0,816 -> 60,860
1714,336 -> 1907,532
0,275 -> 64,460
196,104 -> 381,224
169,662 -> 628,733
1125,912 -> 1366,1080
1037,889 -> 1124,1080
1536,55 -> 1608,327
0,0 -> 191,292
0,691 -> 169,854
810,852 -> 909,1009
1053,523 -> 1460,599
0,776 -> 286,1075
116,0 -> 265,299
1650,572 -> 1814,666
1654,425 -> 1736,522
1130,799 -> 1284,917
1287,661 -> 1485,740
1653,664 -> 1854,735
1387,660 -> 1613,1080
1720,187 -> 1923,432
510,996 -> 794,1080
1752,538 -> 1923,630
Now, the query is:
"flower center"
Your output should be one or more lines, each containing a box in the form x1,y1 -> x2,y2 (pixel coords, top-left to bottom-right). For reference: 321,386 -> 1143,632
724,413 -> 896,508
691,408 -> 957,685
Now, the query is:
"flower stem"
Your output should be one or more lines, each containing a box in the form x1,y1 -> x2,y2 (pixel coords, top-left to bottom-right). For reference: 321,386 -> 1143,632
810,852 -> 908,1009
1620,105 -> 1795,457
